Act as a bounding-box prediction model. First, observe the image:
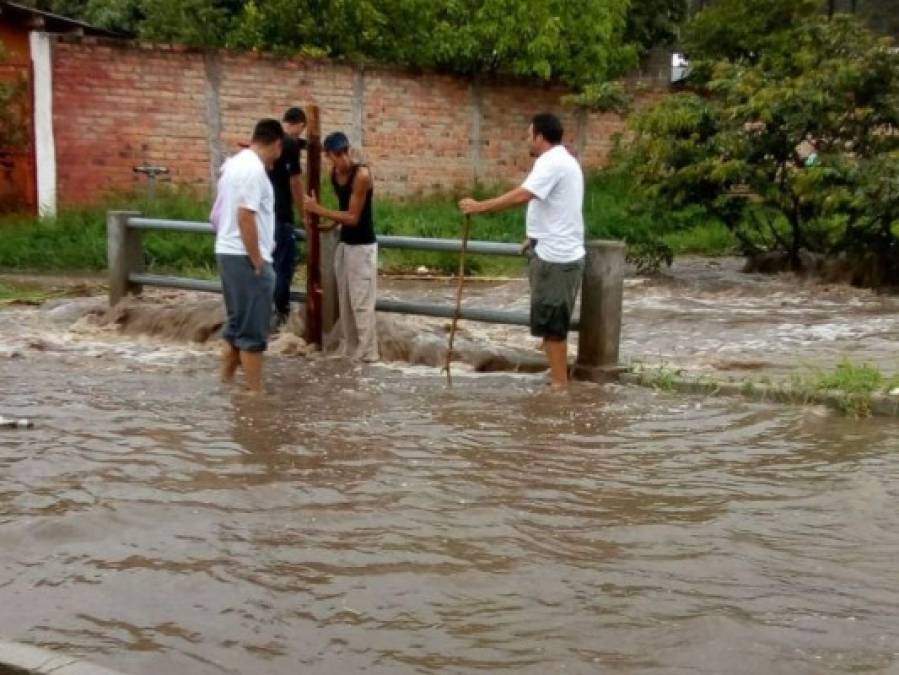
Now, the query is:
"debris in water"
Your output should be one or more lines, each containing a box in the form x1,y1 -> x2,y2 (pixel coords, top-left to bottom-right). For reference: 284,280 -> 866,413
269,332 -> 312,357
0,417 -> 34,430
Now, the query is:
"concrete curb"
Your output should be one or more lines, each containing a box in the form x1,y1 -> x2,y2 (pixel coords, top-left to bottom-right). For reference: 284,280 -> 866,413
621,373 -> 899,418
0,642 -> 129,675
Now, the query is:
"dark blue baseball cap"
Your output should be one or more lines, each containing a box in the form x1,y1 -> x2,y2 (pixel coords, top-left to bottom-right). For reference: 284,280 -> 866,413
323,131 -> 350,154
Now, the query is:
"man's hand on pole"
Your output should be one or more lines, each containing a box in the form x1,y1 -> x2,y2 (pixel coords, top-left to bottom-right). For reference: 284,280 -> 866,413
458,198 -> 482,215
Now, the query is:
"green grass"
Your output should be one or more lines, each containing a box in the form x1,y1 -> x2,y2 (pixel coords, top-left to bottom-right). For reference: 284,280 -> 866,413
0,171 -> 736,277
802,359 -> 899,417
0,280 -> 94,306
630,358 -> 899,418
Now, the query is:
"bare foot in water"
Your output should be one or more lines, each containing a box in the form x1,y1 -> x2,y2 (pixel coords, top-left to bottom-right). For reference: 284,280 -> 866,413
221,341 -> 240,382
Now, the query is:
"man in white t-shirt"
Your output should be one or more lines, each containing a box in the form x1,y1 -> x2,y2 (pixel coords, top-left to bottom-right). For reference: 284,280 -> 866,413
459,113 -> 585,389
214,118 -> 283,393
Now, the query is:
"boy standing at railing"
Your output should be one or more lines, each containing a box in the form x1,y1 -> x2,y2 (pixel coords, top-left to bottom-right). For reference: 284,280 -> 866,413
303,131 -> 379,363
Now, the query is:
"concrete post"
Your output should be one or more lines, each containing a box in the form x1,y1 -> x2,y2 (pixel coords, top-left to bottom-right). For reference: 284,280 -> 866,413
107,211 -> 143,306
574,240 -> 626,382
320,227 -> 340,351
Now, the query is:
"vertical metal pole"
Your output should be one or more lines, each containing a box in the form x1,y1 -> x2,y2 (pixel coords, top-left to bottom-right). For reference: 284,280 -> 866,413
107,210 -> 143,306
574,240 -> 625,382
304,105 -> 323,346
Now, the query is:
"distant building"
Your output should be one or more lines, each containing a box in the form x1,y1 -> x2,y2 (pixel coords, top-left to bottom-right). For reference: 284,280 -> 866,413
0,1 -> 116,214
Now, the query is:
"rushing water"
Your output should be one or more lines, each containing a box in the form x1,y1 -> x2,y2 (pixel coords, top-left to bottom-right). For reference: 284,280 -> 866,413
1,265 -> 899,675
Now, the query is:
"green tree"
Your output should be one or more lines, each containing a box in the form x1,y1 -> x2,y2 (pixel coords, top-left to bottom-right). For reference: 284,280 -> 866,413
139,0 -> 241,47
0,44 -> 28,149
621,5 -> 899,284
857,0 -> 899,38
19,0 -> 642,89
682,0 -> 820,64
625,0 -> 689,54
228,0 -> 635,86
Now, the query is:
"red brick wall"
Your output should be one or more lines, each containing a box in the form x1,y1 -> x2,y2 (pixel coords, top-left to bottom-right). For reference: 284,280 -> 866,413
363,68 -> 473,195
50,36 -> 662,205
52,40 -> 209,203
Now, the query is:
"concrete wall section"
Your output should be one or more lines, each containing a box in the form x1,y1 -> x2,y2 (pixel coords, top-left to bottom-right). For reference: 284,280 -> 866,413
30,31 -> 56,216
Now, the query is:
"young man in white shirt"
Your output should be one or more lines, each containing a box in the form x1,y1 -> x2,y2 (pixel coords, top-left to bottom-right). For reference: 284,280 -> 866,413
215,118 -> 284,393
459,113 -> 585,389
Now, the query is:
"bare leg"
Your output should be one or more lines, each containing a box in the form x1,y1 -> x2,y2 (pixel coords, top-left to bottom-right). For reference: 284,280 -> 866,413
544,338 -> 569,389
239,351 -> 264,393
221,341 -> 240,382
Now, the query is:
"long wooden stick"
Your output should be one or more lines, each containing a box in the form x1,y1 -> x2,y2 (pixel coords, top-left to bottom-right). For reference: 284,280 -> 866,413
443,215 -> 472,387
304,105 -> 323,346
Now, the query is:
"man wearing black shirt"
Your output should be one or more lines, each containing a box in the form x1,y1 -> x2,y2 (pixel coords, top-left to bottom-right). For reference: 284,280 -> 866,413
268,107 -> 307,326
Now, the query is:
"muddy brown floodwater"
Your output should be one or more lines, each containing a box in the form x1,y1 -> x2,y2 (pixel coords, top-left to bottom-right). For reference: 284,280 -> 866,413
1,261 -> 899,675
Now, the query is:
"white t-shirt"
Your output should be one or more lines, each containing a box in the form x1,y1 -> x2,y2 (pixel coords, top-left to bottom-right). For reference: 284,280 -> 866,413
214,148 -> 275,263
522,145 -> 586,264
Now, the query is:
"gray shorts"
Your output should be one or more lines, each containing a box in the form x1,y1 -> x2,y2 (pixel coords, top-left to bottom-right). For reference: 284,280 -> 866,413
218,254 -> 276,352
529,255 -> 584,340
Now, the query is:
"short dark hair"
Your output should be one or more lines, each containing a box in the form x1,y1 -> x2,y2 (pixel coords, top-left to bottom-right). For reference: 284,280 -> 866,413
283,107 -> 307,125
323,131 -> 350,155
252,118 -> 284,145
531,113 -> 563,144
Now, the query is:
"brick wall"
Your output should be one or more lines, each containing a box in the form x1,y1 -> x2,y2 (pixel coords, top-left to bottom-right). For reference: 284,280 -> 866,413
50,36 -> 664,205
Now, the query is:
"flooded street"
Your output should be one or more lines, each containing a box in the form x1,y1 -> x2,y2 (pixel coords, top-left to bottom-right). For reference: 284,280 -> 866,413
1,262 -> 899,674
381,257 -> 899,377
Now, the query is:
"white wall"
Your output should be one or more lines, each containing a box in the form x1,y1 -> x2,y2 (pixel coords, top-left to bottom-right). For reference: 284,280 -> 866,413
30,31 -> 56,217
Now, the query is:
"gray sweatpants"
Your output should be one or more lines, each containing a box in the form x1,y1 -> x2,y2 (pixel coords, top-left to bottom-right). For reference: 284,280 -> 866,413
334,242 -> 379,362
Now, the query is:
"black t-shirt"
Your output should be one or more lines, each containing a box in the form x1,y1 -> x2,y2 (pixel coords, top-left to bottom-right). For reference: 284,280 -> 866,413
267,136 -> 306,224
332,164 -> 376,246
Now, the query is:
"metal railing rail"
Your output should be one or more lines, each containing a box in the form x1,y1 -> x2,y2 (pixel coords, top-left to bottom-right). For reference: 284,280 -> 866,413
128,217 -> 523,256
109,212 -> 623,380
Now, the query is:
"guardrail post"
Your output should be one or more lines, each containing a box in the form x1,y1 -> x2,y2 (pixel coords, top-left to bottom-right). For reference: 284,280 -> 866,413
107,210 -> 143,306
320,227 -> 340,350
574,240 -> 625,382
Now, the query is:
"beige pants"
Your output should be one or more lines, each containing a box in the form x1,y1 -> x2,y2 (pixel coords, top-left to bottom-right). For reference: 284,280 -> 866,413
334,242 -> 379,362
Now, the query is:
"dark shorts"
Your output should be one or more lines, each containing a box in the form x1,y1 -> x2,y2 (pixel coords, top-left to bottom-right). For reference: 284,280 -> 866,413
218,254 -> 276,352
529,255 -> 584,340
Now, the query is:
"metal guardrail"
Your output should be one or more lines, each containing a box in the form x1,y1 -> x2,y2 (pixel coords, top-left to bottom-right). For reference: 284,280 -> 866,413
127,217 -> 531,325
128,273 -> 547,328
128,217 -> 522,256
109,212 -> 624,380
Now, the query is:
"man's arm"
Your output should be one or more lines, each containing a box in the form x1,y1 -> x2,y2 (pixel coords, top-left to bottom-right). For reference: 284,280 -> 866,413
238,207 -> 263,272
458,186 -> 534,216
304,168 -> 371,228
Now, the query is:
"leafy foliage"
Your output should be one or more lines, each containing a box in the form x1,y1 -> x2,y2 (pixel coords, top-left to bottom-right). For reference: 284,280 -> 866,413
20,0 -> 646,87
0,44 -> 28,149
625,0 -> 689,53
619,1 -> 899,284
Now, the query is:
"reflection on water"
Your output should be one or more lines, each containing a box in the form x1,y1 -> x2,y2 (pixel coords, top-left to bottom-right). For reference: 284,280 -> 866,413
2,350 -> 899,675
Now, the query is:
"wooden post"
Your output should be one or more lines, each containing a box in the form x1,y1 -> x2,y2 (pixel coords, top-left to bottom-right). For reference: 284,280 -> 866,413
573,240 -> 626,382
304,105 -> 323,346
320,227 -> 340,351
107,210 -> 143,306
